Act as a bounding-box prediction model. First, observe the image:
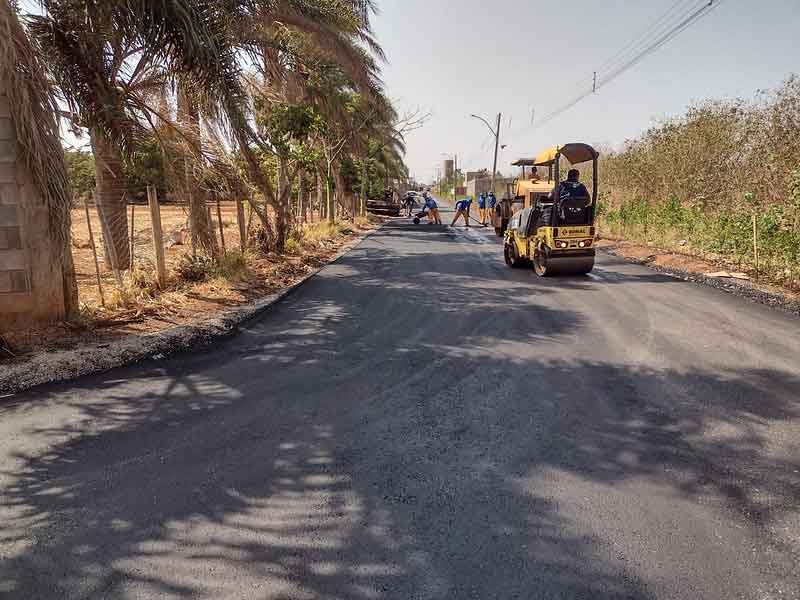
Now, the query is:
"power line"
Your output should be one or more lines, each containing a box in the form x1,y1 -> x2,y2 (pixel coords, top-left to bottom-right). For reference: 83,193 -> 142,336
462,1 -> 724,170
597,0 -> 724,91
510,0 -> 724,137
593,0 -> 696,75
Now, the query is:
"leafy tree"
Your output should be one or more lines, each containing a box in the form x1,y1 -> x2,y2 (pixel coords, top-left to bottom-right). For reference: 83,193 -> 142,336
63,149 -> 95,203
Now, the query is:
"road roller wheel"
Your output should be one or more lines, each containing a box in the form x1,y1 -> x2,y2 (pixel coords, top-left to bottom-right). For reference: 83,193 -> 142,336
504,244 -> 524,268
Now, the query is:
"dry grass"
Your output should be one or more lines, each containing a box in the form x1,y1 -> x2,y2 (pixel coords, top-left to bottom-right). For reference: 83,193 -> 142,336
597,76 -> 800,289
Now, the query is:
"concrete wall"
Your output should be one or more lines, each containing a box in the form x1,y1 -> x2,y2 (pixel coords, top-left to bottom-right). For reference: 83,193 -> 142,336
0,92 -> 68,328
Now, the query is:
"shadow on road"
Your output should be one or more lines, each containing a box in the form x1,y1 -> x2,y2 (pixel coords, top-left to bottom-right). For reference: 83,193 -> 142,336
2,222 -> 799,598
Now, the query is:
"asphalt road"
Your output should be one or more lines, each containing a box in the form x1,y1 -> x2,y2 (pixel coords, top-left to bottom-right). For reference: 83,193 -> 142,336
2,204 -> 800,599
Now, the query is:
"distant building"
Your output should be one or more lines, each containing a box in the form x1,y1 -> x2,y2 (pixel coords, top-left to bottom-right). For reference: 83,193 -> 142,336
464,169 -> 489,183
467,175 -> 514,200
442,159 -> 454,181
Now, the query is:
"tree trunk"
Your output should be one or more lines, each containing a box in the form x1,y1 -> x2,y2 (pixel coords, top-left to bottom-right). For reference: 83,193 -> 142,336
90,128 -> 130,270
232,128 -> 274,248
326,163 -> 335,224
177,84 -> 218,259
360,160 -> 368,217
190,192 -> 219,258
334,167 -> 348,221
317,167 -> 325,221
299,169 -> 308,224
275,158 -> 288,252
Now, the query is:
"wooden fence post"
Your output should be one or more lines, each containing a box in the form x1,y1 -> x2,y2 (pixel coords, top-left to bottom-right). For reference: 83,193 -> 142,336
147,186 -> 167,289
236,197 -> 247,253
83,196 -> 105,306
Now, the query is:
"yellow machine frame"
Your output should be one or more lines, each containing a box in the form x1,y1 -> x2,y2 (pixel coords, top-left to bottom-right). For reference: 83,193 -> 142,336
503,143 -> 599,276
491,159 -> 552,236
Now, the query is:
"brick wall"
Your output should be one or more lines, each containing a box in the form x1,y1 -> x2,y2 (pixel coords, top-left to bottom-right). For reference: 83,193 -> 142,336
0,92 -> 68,328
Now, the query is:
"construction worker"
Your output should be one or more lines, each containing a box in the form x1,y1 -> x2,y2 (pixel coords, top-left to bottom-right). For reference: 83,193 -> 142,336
450,197 -> 471,227
403,192 -> 416,216
487,191 -> 497,226
423,193 -> 441,224
477,192 -> 487,225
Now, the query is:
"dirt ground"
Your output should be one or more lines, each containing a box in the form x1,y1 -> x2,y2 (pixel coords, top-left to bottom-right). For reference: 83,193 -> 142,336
4,203 -> 377,360
71,202 -> 248,306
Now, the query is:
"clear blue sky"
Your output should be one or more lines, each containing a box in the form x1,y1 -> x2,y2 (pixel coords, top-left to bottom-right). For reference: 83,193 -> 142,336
372,0 -> 800,183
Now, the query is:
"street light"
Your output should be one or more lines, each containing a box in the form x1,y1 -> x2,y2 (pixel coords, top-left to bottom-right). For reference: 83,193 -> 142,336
470,113 -> 502,222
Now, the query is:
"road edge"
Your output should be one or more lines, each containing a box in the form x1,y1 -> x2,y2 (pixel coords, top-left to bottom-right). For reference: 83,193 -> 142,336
0,222 -> 388,397
599,247 -> 800,317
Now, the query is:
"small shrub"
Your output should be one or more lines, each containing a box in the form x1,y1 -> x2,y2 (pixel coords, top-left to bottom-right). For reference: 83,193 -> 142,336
303,222 -> 342,246
216,252 -> 248,279
176,252 -> 249,282
354,215 -> 372,228
284,237 -> 303,255
249,225 -> 272,253
128,266 -> 160,297
176,254 -> 215,282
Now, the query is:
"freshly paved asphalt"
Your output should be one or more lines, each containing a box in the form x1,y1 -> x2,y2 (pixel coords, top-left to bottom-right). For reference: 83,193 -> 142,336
2,203 -> 800,599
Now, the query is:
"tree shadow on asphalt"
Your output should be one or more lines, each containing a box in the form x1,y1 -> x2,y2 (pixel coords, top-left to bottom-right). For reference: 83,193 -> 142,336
2,222 -> 799,598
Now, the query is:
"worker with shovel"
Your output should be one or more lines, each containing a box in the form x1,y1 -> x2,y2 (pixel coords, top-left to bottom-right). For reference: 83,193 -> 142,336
450,197 -> 472,227
423,193 -> 442,224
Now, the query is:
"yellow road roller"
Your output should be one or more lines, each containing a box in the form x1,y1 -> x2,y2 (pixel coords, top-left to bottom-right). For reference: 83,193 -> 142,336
503,143 -> 598,276
491,158 -> 553,236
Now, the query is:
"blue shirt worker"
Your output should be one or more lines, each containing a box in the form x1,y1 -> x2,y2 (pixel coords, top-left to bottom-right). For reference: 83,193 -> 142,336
450,197 -> 472,227
423,193 -> 441,224
478,192 -> 487,225
487,191 -> 497,225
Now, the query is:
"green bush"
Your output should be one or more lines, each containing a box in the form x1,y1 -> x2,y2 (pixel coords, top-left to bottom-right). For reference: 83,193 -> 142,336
596,76 -> 800,287
176,253 -> 249,282
176,255 -> 216,282
284,237 -> 303,255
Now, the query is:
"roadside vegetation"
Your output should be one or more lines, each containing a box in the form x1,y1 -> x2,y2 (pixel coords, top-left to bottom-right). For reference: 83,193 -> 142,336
596,76 -> 800,289
0,0 -> 417,342
0,0 -> 418,357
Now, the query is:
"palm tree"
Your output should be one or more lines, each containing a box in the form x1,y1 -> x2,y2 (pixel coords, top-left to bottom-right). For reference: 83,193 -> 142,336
26,1 -> 174,269
237,0 -> 386,246
29,0 -> 389,261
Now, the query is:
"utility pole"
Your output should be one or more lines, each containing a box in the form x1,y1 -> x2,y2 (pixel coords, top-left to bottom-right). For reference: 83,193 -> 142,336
471,112 -> 503,223
453,154 -> 458,204
489,113 -> 501,209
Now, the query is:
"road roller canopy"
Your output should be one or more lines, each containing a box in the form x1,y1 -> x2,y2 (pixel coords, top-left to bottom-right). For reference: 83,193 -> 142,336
533,143 -> 599,166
